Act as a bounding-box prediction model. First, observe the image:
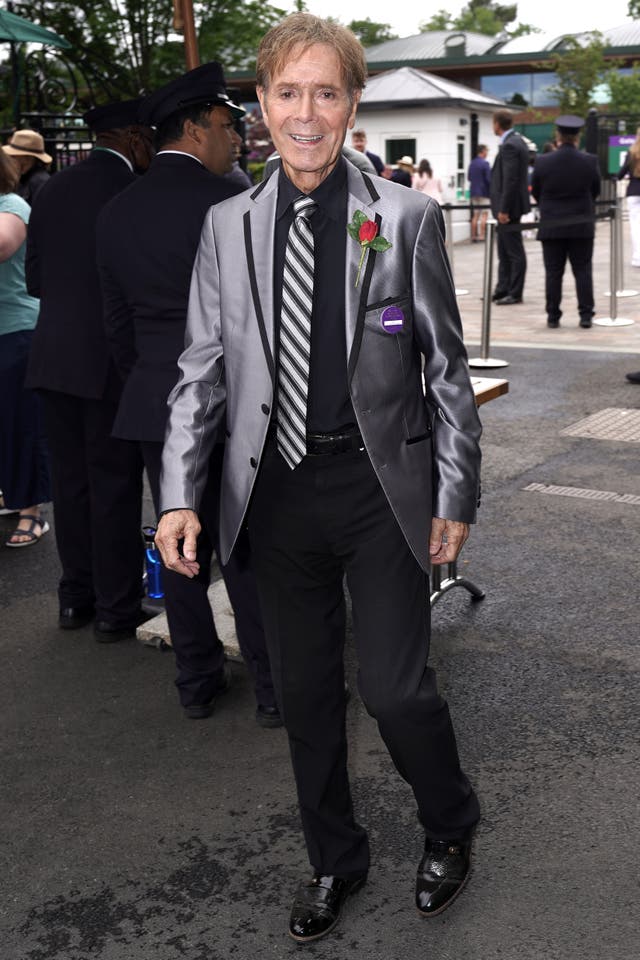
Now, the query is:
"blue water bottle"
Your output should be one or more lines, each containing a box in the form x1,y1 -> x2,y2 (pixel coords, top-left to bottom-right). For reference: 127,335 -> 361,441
143,526 -> 164,599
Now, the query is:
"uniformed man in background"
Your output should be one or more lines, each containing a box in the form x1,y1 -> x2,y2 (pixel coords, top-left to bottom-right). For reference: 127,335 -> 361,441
97,65 -> 278,726
532,114 -> 601,328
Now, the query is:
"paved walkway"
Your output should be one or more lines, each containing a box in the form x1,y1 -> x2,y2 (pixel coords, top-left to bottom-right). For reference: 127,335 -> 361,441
455,217 -> 640,356
1,225 -> 639,960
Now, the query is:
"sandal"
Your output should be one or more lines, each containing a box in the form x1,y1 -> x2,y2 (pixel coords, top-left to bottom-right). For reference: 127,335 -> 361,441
5,514 -> 50,548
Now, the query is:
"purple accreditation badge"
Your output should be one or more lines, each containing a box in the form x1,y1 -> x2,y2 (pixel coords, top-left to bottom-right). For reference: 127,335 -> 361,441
380,305 -> 404,333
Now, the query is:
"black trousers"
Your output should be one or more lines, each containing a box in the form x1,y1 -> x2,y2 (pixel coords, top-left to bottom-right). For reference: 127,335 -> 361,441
541,238 -> 594,323
0,331 -> 50,510
247,440 -> 479,879
496,223 -> 526,299
39,390 -> 143,625
142,441 -> 275,710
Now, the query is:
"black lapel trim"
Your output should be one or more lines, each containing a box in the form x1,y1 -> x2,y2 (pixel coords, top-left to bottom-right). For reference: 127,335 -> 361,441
250,179 -> 269,201
362,171 -> 380,203
243,211 -> 275,383
347,211 -> 382,384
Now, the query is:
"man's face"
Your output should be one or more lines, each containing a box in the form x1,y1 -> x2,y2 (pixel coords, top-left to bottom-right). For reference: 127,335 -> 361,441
197,106 -> 241,176
257,43 -> 360,193
352,132 -> 366,153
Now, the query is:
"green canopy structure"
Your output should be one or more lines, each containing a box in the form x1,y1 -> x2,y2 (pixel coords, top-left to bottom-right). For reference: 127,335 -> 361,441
0,7 -> 70,48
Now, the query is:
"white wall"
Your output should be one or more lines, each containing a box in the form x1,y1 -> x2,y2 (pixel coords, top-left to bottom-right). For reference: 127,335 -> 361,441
354,106 -> 499,242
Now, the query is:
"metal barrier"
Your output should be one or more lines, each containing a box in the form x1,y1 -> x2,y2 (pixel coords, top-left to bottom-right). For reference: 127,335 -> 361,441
595,204 -> 634,326
441,203 -> 469,297
467,219 -> 508,369
603,197 -> 638,301
466,203 -> 633,367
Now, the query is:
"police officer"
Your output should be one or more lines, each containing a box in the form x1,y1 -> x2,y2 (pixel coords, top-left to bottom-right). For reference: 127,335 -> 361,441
25,100 -> 154,639
532,114 -> 601,328
96,65 -> 278,726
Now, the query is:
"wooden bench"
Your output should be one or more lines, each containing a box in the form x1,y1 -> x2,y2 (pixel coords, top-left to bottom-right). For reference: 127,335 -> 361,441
430,376 -> 508,606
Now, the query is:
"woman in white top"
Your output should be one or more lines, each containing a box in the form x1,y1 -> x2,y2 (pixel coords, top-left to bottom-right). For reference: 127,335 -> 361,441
412,158 -> 443,203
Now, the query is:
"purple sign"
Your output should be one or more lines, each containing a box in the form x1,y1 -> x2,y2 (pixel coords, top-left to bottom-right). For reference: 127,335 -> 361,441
381,305 -> 404,333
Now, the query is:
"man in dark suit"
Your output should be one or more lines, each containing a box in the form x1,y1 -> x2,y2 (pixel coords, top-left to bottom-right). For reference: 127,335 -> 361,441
351,129 -> 383,175
25,101 -> 154,640
531,115 -> 601,329
156,14 -> 481,943
96,65 -> 278,726
490,108 -> 530,305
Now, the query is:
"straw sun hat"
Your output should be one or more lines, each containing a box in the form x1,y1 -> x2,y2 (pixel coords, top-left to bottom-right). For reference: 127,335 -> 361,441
2,129 -> 53,164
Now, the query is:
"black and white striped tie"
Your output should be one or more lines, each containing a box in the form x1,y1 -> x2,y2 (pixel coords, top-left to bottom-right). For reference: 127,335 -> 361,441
277,195 -> 317,469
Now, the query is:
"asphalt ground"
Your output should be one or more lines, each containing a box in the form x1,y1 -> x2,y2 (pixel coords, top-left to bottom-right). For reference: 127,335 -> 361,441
1,228 -> 639,960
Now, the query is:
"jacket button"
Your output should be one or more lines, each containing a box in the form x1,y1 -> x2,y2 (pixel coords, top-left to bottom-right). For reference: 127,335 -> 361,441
250,457 -> 257,468
261,403 -> 270,415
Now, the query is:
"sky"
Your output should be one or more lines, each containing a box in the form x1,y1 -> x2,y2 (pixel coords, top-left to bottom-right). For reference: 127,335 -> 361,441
301,0 -> 634,42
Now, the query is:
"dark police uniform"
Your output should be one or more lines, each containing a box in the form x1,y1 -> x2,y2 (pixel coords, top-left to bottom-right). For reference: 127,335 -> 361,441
532,115 -> 601,327
490,128 -> 530,301
96,65 -> 276,714
25,101 -> 145,631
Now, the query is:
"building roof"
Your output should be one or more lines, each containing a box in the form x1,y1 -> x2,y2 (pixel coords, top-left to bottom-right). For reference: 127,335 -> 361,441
364,30 -> 496,64
360,66 -> 506,111
364,22 -> 640,69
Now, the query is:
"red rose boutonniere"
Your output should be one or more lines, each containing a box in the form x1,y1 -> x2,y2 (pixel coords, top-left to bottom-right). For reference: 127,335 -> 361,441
347,210 -> 392,287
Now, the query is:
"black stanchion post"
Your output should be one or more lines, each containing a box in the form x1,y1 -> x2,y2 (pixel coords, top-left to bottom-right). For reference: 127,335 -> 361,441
596,205 -> 634,326
468,219 -> 508,369
443,202 -> 469,297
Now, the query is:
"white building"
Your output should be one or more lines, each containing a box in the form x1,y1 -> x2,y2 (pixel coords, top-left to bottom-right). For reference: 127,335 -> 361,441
355,67 -> 508,241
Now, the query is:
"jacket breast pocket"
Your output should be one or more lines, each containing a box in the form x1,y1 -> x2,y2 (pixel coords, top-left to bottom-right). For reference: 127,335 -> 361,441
364,294 -> 412,338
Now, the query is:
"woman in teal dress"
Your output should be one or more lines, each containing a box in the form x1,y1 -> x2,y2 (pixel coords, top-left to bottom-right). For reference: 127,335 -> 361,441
0,149 -> 50,546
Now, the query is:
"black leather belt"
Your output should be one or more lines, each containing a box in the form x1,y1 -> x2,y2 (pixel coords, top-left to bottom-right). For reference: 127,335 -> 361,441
306,430 -> 364,456
267,423 -> 364,456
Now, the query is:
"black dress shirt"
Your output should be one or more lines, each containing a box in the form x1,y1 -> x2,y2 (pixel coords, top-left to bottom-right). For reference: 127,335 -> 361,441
273,157 -> 355,434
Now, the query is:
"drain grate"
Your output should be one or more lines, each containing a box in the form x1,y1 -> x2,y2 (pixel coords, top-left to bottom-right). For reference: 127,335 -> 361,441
561,408 -> 640,443
524,482 -> 640,506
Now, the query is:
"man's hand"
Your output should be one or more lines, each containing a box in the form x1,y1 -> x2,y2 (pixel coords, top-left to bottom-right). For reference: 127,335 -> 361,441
497,211 -> 510,224
155,509 -> 201,579
429,517 -> 469,566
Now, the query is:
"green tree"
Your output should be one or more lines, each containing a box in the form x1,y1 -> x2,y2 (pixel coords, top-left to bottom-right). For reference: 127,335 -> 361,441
347,18 -> 397,47
606,65 -> 640,126
13,0 -> 286,105
545,34 -> 606,118
420,0 -> 537,38
629,0 -> 640,17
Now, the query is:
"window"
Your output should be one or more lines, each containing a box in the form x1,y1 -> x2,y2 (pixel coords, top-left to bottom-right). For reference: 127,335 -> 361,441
385,138 -> 416,165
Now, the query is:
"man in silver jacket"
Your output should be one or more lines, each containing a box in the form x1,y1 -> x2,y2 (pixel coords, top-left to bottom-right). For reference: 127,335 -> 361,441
156,13 -> 482,944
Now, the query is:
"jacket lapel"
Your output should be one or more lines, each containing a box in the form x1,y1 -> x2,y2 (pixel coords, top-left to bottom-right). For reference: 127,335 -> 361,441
345,165 -> 381,379
244,175 -> 278,382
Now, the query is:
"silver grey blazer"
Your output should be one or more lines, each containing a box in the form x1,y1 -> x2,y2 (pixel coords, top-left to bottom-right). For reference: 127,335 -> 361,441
160,161 -> 481,570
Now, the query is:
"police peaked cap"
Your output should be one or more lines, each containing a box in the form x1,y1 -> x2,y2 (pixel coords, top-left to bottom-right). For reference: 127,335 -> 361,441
554,114 -> 585,133
139,62 -> 245,128
83,99 -> 145,133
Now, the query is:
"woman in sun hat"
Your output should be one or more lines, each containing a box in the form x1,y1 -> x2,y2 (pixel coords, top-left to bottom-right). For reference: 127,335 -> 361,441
3,129 -> 52,206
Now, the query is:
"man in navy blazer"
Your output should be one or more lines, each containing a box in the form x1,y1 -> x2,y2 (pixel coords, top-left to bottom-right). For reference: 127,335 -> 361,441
156,14 -> 481,943
25,100 -> 154,640
490,109 -> 530,305
97,65 -> 277,725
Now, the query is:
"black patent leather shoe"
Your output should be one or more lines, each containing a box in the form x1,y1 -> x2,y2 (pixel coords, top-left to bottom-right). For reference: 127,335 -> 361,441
416,836 -> 472,917
255,703 -> 283,728
495,295 -> 522,305
289,873 -> 367,942
59,605 -> 95,630
626,370 -> 640,383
